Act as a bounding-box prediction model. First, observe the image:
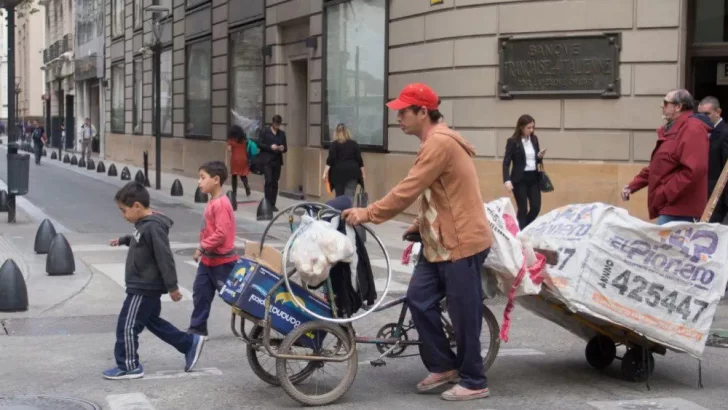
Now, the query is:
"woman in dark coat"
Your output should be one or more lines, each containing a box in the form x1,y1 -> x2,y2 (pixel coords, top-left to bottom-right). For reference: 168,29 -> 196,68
322,123 -> 365,198
502,114 -> 547,229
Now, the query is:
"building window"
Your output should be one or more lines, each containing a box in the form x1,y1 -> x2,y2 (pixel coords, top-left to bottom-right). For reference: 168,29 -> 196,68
324,0 -> 387,148
153,48 -> 173,135
186,39 -> 212,137
156,0 -> 173,12
230,24 -> 264,137
111,63 -> 125,133
112,0 -> 124,38
187,0 -> 208,8
133,59 -> 143,134
134,0 -> 143,30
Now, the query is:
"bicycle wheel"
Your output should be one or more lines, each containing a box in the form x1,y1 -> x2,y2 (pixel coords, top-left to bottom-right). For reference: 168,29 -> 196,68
481,303 -> 501,372
440,300 -> 501,373
246,325 -> 317,386
276,321 -> 358,406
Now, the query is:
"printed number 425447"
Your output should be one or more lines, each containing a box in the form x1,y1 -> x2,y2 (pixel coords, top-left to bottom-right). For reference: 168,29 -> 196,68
611,270 -> 708,323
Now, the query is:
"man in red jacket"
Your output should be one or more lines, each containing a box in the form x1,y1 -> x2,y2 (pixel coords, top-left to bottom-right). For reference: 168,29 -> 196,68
622,89 -> 711,225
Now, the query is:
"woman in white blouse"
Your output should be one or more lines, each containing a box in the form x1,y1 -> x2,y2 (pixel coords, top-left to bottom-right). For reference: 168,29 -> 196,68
502,114 -> 547,229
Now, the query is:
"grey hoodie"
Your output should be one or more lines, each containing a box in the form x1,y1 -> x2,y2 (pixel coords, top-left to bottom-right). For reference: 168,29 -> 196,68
118,213 -> 178,295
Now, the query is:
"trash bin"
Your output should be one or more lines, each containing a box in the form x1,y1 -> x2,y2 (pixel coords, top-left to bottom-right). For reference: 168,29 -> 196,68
7,152 -> 30,195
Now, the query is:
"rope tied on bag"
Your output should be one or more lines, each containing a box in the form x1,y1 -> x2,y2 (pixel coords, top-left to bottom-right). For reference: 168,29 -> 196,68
499,213 -> 546,343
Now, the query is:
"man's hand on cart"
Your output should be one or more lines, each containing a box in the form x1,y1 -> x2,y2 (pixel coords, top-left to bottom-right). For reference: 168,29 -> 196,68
342,208 -> 369,225
169,288 -> 183,302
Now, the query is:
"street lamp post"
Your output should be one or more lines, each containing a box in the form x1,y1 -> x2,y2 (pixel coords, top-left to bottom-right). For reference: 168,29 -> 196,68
145,5 -> 170,191
4,0 -> 24,223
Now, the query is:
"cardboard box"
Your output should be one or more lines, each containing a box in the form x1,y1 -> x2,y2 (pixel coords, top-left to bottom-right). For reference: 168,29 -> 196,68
243,240 -> 283,272
220,254 -> 332,348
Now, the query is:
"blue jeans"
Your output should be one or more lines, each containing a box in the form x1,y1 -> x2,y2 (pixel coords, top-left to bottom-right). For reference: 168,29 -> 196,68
406,249 -> 490,390
189,261 -> 236,333
115,293 -> 193,371
656,215 -> 695,225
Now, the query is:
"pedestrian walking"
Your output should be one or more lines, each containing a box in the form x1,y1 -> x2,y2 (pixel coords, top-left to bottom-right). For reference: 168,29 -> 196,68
322,123 -> 365,198
502,114 -> 547,229
257,115 -> 287,211
227,125 -> 259,199
104,181 -> 206,380
30,120 -> 47,165
342,83 -> 493,401
80,117 -> 96,162
188,161 -> 238,337
697,96 -> 728,223
622,89 -> 710,225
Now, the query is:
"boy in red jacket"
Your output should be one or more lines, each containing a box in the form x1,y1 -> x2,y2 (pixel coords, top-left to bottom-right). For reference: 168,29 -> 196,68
188,161 -> 238,337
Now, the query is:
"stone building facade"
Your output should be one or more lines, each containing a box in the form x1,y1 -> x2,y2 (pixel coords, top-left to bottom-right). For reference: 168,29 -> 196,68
40,0 -> 75,148
103,0 -> 718,222
15,1 -> 46,121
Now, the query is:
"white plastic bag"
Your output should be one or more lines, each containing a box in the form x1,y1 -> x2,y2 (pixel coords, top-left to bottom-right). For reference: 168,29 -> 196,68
289,215 -> 356,287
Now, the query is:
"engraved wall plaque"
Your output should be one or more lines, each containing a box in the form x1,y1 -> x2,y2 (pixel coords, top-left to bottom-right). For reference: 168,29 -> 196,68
498,33 -> 621,99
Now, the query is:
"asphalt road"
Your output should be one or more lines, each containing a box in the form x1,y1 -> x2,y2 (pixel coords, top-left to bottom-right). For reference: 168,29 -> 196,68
1,149 -> 728,410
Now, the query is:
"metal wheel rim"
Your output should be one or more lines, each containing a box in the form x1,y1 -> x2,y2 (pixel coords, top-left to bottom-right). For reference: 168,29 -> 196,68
279,203 -> 392,324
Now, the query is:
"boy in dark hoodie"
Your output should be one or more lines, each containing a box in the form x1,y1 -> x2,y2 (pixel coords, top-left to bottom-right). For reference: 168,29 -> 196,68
103,181 -> 205,380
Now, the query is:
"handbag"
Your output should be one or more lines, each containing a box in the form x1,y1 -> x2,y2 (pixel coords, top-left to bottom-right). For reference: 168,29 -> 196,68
538,164 -> 554,193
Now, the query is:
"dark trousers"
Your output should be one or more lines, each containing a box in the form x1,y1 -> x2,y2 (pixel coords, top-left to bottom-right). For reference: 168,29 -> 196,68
33,142 -> 42,164
263,162 -> 282,207
334,179 -> 358,199
115,293 -> 193,371
406,249 -> 490,390
513,171 -> 541,229
189,261 -> 236,333
230,175 -> 251,197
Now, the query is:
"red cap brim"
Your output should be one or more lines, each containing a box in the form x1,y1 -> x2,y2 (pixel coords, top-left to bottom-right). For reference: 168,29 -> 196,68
386,98 -> 410,110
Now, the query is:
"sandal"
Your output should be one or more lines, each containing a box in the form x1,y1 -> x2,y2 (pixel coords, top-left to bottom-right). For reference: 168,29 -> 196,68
441,385 -> 490,401
416,370 -> 459,392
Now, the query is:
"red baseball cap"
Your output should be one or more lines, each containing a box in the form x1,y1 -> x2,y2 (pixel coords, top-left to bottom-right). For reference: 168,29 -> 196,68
386,83 -> 440,111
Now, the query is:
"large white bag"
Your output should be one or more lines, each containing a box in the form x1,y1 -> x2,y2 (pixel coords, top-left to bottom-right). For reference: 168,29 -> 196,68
483,198 -> 545,297
524,203 -> 728,357
288,215 -> 356,287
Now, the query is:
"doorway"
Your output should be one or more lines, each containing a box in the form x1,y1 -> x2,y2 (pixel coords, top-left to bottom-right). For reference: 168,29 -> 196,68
282,58 -> 308,191
688,0 -> 728,116
691,58 -> 728,114
89,80 -> 100,153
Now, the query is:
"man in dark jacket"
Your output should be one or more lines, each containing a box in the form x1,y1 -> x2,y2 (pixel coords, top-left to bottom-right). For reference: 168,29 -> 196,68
698,96 -> 728,222
622,89 -> 710,225
256,114 -> 287,211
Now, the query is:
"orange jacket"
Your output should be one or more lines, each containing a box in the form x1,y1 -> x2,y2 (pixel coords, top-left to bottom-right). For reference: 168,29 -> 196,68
365,123 -> 493,262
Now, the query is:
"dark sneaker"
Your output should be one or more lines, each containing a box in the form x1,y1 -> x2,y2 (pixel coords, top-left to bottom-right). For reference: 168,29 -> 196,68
273,206 -> 279,212
186,328 -> 208,337
102,365 -> 144,380
245,186 -> 251,196
185,334 -> 206,372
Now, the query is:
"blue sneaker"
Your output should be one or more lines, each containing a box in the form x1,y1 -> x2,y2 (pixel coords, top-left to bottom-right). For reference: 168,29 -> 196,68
102,365 -> 144,380
185,334 -> 205,372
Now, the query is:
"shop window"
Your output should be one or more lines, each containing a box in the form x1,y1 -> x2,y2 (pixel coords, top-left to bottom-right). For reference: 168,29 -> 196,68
186,39 -> 212,138
159,48 -> 173,135
111,63 -> 125,133
324,0 -> 387,148
230,24 -> 264,137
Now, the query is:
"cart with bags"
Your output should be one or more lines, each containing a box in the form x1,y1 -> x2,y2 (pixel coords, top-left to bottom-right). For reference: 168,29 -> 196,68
223,202 -> 505,406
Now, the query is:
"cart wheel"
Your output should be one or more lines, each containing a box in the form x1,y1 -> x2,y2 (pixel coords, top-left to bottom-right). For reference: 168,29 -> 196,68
621,346 -> 655,382
481,303 -> 501,373
375,323 -> 409,357
246,325 -> 317,386
585,335 -> 617,370
276,320 -> 358,406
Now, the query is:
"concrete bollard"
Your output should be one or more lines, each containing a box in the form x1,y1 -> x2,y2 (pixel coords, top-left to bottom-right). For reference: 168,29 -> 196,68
34,218 -> 57,254
171,179 -> 184,196
0,259 -> 28,312
46,233 -> 76,276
